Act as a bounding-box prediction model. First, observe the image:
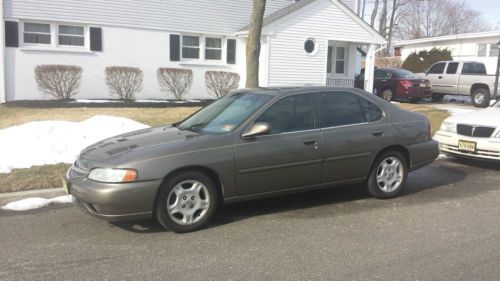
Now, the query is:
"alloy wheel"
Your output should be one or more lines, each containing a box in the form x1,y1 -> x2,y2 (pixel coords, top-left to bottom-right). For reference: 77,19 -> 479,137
376,157 -> 404,193
166,180 -> 210,225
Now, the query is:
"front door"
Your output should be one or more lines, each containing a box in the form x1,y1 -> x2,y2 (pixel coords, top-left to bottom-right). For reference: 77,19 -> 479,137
327,43 -> 349,86
234,93 -> 322,196
425,62 -> 447,93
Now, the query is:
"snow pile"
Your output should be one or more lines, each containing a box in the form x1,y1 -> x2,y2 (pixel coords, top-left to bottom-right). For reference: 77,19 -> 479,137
71,99 -> 123,103
0,115 -> 149,173
1,195 -> 72,211
443,107 -> 475,116
443,95 -> 471,103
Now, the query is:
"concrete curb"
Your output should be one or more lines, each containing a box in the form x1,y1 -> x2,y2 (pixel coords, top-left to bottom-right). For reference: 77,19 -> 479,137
0,188 -> 66,206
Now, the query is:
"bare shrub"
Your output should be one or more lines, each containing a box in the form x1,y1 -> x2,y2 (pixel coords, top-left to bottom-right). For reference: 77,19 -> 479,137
157,68 -> 193,100
205,71 -> 240,99
105,66 -> 143,100
34,65 -> 82,100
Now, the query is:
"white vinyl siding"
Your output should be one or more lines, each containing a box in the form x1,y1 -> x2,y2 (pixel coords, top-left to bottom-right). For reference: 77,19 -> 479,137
4,0 -> 292,34
267,0 -> 376,86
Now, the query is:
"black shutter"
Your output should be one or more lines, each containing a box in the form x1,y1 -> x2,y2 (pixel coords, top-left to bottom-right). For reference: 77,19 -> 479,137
226,39 -> 236,64
5,21 -> 19,47
90,27 -> 102,51
170,34 -> 180,61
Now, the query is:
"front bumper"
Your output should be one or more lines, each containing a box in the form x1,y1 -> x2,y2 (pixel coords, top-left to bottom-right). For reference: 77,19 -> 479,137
435,131 -> 500,161
65,173 -> 162,222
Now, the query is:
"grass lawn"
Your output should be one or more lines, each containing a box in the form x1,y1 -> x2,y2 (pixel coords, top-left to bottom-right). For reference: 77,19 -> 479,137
0,103 -> 449,193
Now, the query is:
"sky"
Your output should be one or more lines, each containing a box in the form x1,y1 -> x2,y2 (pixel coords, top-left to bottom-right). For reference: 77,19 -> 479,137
467,0 -> 500,26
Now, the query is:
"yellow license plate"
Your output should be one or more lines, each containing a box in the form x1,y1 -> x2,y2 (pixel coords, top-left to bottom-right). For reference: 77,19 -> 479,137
61,178 -> 69,194
458,140 -> 476,153
420,83 -> 427,88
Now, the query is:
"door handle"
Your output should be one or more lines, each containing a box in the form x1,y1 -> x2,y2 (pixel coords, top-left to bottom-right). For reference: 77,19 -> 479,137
303,140 -> 318,146
372,130 -> 384,137
438,76 -> 442,79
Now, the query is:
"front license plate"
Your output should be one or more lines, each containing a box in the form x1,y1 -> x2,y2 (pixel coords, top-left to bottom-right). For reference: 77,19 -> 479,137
458,140 -> 476,153
61,178 -> 69,194
420,83 -> 427,88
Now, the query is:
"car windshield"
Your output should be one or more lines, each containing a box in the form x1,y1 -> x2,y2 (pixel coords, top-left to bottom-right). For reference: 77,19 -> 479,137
392,69 -> 419,79
177,92 -> 272,134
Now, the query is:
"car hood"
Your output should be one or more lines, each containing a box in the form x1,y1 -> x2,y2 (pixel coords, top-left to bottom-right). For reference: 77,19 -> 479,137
446,107 -> 500,127
79,125 -> 197,162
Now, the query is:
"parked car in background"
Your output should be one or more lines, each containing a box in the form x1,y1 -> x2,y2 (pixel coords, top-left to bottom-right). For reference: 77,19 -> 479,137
65,87 -> 438,233
435,100 -> 500,161
422,61 -> 500,108
355,68 -> 432,103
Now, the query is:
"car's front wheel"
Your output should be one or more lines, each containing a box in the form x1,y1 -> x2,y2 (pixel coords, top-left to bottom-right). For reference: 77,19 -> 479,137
155,171 -> 218,233
367,151 -> 408,199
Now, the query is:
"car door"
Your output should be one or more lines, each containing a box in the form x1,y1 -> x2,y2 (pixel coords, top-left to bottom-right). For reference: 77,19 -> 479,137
425,62 -> 447,93
234,93 -> 322,196
320,91 -> 390,183
440,62 -> 459,94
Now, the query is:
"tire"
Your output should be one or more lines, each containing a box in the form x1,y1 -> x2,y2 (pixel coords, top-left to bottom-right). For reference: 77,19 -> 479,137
367,151 -> 408,199
381,89 -> 393,101
471,88 -> 491,108
431,93 -> 444,102
410,98 -> 421,104
155,171 -> 218,233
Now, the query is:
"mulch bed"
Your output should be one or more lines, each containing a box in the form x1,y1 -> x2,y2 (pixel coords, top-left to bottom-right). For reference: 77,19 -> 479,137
4,99 -> 214,108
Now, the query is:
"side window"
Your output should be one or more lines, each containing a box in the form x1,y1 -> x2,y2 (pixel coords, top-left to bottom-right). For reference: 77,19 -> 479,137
255,94 -> 315,134
374,70 -> 385,79
462,63 -> 474,74
428,63 -> 445,74
359,98 -> 384,122
322,91 -> 365,127
446,62 -> 459,74
474,63 -> 486,74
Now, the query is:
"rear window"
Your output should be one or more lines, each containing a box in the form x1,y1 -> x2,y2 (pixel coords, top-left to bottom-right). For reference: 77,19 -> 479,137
391,69 -> 419,79
321,91 -> 383,127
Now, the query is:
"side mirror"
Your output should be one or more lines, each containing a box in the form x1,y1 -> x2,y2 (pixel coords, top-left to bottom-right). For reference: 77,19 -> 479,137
242,122 -> 271,139
490,99 -> 497,107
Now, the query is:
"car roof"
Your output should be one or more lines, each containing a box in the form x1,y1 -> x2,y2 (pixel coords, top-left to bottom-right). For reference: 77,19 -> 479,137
232,86 -> 364,97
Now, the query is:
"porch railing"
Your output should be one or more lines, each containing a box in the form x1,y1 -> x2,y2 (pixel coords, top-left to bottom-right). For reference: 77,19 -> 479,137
326,78 -> 367,89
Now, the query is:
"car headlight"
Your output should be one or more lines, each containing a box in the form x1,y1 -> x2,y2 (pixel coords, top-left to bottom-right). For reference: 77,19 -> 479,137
440,122 -> 456,133
88,168 -> 137,183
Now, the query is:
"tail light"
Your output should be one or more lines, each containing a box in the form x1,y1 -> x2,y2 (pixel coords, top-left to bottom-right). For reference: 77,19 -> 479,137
399,80 -> 413,89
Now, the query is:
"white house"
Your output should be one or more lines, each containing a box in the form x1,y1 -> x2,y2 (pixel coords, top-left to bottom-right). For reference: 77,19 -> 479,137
0,0 -> 386,103
394,31 -> 500,74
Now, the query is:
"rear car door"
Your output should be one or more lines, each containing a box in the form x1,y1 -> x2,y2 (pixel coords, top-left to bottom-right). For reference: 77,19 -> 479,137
440,62 -> 460,94
320,91 -> 389,183
425,62 -> 447,93
374,69 -> 392,95
234,93 -> 322,196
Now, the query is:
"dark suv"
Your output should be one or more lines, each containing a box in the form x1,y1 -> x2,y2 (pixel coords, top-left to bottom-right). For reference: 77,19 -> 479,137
355,68 -> 432,103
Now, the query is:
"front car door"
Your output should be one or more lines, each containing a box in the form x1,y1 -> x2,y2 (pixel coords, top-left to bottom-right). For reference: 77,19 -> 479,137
320,91 -> 389,183
234,93 -> 322,196
425,62 -> 447,93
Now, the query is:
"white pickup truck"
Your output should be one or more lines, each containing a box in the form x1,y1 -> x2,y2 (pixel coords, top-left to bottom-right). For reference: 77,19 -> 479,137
422,61 -> 500,107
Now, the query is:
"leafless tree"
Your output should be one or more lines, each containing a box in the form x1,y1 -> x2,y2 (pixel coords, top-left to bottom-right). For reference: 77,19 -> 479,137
34,65 -> 82,100
157,68 -> 193,100
379,0 -> 388,37
205,71 -> 240,99
370,0 -> 380,27
105,67 -> 143,100
397,0 -> 492,40
246,0 -> 266,88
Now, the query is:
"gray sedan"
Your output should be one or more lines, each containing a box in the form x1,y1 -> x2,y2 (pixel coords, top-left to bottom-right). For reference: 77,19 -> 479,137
65,87 -> 438,233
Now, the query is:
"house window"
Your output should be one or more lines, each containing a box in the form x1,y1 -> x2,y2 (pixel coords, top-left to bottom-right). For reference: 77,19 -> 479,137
23,23 -> 51,44
477,44 -> 487,57
490,43 -> 499,57
58,25 -> 85,46
335,47 -> 346,74
182,35 -> 200,59
304,38 -> 316,54
205,37 -> 222,60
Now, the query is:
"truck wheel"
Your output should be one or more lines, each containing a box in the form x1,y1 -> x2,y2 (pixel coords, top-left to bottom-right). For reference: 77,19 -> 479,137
431,93 -> 444,102
471,88 -> 490,108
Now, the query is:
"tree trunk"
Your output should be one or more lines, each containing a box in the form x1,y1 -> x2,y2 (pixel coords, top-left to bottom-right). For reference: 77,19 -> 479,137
245,0 -> 266,88
385,0 -> 398,56
361,0 -> 366,21
370,0 -> 380,28
379,0 -> 388,37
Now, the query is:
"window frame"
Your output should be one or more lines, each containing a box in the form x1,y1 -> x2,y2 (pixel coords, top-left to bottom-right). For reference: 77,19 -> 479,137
20,20 -> 90,50
181,34 -> 228,63
489,43 -> 499,58
22,22 -> 52,46
181,34 -> 201,60
57,24 -> 86,47
477,44 -> 487,57
204,36 -> 223,61
334,46 -> 347,75
319,91 -> 385,129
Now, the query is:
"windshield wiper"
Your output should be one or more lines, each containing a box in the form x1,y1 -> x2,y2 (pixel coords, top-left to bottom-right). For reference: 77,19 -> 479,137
181,123 -> 205,133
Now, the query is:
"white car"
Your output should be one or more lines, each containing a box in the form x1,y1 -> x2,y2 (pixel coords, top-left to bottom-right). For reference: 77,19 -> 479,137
435,101 -> 500,161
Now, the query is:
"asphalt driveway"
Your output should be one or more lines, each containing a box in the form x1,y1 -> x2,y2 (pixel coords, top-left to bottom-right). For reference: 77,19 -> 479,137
1,157 -> 499,281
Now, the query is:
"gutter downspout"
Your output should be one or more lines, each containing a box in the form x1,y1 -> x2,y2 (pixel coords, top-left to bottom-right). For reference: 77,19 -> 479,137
0,0 -> 5,103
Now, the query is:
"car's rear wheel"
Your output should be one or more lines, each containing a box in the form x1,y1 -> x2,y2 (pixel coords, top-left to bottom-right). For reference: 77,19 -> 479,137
367,151 -> 408,199
381,89 -> 393,101
155,171 -> 218,233
471,88 -> 491,108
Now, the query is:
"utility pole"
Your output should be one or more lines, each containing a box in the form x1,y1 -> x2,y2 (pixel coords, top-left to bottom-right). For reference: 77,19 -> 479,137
493,40 -> 500,100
